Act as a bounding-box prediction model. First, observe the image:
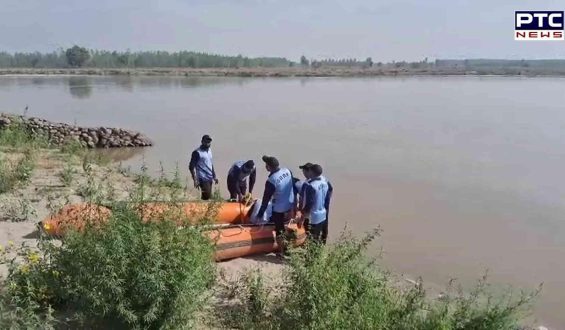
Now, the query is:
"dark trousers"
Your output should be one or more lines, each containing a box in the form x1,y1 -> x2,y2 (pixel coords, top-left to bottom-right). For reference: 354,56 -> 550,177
305,218 -> 328,245
227,175 -> 247,200
199,181 -> 212,200
271,211 -> 286,239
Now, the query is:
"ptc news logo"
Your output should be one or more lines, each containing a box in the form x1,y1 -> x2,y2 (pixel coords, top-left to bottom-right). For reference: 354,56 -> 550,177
515,11 -> 564,40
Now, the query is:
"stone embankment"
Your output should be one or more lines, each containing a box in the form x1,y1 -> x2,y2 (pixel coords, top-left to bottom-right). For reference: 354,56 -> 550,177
0,113 -> 152,148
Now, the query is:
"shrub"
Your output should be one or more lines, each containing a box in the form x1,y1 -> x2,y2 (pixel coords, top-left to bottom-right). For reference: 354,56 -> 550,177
0,122 -> 49,149
2,202 -> 216,329
0,297 -> 56,330
59,158 -> 76,186
220,229 -> 537,330
0,156 -> 14,193
60,139 -> 84,155
14,148 -> 36,183
0,241 -> 57,329
0,148 -> 36,193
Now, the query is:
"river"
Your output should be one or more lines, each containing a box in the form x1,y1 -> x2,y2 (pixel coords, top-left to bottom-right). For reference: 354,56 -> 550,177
1,75 -> 564,327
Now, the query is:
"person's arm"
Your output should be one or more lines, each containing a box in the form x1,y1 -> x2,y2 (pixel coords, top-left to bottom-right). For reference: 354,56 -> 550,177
257,181 -> 275,217
292,177 -> 300,210
302,184 -> 316,214
292,177 -> 299,195
324,181 -> 333,211
299,182 -> 308,211
189,150 -> 199,184
212,164 -> 218,183
248,168 -> 256,194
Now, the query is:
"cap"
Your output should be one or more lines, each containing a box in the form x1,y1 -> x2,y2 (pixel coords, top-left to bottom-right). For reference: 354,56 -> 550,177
299,162 -> 314,170
201,134 -> 212,142
262,155 -> 279,168
311,164 -> 323,176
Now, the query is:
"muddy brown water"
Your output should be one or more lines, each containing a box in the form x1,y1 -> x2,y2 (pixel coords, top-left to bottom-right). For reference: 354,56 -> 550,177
1,75 -> 565,327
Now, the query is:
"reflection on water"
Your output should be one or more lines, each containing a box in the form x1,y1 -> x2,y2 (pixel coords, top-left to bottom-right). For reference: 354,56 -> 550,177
0,76 -> 252,99
31,77 -> 46,86
95,147 -> 145,162
115,77 -> 134,92
68,76 -> 93,99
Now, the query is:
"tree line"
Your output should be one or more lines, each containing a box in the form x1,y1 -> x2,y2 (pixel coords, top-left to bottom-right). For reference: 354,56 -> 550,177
0,46 -> 382,69
0,46 -> 293,68
0,46 -> 433,70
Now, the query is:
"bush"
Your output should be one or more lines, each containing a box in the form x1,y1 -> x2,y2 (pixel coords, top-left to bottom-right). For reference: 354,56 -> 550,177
59,157 -> 76,186
0,122 -> 49,149
0,297 -> 56,330
220,229 -> 537,330
0,148 -> 36,193
2,202 -> 216,329
0,241 -> 57,329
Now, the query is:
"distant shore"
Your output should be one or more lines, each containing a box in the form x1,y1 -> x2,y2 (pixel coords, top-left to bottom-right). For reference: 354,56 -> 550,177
2,67 -> 565,77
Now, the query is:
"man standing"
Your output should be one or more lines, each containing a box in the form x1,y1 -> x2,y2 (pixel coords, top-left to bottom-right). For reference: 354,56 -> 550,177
256,155 -> 295,255
189,135 -> 218,200
226,160 -> 256,201
301,164 -> 333,244
297,162 -> 314,211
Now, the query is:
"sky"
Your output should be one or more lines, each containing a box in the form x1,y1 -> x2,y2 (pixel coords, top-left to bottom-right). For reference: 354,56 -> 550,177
1,0 -> 564,62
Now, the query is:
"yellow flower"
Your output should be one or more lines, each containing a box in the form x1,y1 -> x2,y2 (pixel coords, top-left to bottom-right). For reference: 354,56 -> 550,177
27,252 -> 40,264
8,240 -> 14,247
19,264 -> 30,274
0,244 -> 4,253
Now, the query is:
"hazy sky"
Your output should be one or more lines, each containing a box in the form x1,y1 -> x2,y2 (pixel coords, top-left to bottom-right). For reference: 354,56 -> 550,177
1,0 -> 564,61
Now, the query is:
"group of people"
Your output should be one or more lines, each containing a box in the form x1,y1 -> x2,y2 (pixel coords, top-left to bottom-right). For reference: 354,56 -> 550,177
189,134 -> 333,250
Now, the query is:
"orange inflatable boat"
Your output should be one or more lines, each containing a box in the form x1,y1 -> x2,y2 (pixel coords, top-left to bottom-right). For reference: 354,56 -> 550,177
40,203 -> 112,237
137,201 -> 252,224
208,223 -> 307,261
40,201 -> 253,237
39,201 -> 307,261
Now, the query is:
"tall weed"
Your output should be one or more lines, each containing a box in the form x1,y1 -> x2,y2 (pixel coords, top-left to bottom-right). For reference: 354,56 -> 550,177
219,229 -> 537,330
2,164 -> 217,329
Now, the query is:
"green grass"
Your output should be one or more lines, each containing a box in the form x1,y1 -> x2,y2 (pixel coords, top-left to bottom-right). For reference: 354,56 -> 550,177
216,229 -> 537,330
0,122 -> 110,194
59,157 -> 76,187
0,149 -> 36,193
0,122 -> 44,193
0,122 -> 50,150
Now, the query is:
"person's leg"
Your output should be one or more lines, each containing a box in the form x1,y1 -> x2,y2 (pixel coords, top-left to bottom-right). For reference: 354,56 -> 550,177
309,222 -> 325,245
321,220 -> 328,245
303,217 -> 311,236
239,181 -> 247,195
200,181 -> 212,200
272,212 -> 286,256
226,176 -> 237,200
